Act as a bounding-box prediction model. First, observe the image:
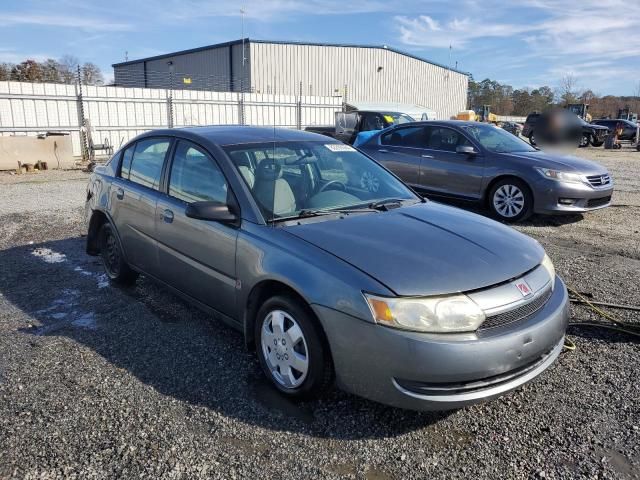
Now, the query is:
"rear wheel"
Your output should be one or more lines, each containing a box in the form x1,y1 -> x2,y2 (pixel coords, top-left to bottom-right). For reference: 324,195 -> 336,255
489,178 -> 533,222
255,295 -> 333,399
99,223 -> 138,285
528,133 -> 537,146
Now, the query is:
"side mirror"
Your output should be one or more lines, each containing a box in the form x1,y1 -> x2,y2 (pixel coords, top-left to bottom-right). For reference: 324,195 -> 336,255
456,145 -> 477,155
185,201 -> 239,226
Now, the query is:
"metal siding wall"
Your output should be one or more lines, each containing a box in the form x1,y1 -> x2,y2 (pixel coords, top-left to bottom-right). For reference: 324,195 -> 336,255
113,62 -> 145,88
250,42 -> 468,119
0,80 -> 342,157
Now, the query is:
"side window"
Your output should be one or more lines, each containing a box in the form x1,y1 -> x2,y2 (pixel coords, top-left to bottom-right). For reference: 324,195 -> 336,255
380,126 -> 425,147
361,113 -> 385,132
120,145 -> 135,179
128,138 -> 170,189
169,141 -> 228,204
426,128 -> 469,152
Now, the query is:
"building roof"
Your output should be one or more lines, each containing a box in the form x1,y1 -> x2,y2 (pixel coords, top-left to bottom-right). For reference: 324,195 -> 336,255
112,38 -> 470,76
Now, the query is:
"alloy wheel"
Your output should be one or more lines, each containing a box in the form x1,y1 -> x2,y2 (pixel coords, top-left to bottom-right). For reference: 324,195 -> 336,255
493,184 -> 525,218
260,309 -> 309,389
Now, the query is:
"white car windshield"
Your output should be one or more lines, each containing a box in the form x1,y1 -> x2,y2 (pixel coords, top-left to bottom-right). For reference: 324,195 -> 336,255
224,141 -> 418,221
462,124 -> 537,153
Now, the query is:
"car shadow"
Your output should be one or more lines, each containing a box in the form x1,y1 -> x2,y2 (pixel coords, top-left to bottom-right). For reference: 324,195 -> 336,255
1,237 -> 451,440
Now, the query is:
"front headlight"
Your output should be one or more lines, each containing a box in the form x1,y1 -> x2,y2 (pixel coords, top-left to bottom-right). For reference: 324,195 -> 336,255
535,167 -> 584,184
541,254 -> 556,290
364,293 -> 485,333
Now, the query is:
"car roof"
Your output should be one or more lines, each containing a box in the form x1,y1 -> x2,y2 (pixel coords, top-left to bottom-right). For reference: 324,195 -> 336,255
145,125 -> 339,146
391,120 -> 487,128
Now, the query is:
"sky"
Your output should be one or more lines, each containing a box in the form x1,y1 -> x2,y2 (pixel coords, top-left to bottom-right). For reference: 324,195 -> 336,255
1,0 -> 639,96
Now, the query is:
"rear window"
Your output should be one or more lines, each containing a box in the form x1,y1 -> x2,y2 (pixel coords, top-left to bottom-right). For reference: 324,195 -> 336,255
380,126 -> 425,147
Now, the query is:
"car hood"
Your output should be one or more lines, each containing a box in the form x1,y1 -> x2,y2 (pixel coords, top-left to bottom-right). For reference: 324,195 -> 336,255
503,151 -> 608,173
283,202 -> 544,296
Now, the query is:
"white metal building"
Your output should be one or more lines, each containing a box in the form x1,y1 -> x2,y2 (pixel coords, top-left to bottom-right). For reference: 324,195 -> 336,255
113,39 -> 470,120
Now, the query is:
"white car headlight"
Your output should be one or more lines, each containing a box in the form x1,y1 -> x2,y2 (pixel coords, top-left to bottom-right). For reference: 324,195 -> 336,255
535,167 -> 584,184
541,253 -> 556,290
364,293 -> 485,333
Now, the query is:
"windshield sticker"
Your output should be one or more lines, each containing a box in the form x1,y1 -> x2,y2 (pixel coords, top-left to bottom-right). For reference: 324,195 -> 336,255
383,115 -> 395,123
325,144 -> 356,152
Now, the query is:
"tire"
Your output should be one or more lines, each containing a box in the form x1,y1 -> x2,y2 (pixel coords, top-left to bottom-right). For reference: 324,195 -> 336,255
99,223 -> 138,285
528,133 -> 536,146
591,140 -> 604,147
579,134 -> 591,148
255,295 -> 333,400
488,178 -> 533,222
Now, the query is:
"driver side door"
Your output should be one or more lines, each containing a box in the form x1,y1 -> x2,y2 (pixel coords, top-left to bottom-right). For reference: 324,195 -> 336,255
155,139 -> 239,320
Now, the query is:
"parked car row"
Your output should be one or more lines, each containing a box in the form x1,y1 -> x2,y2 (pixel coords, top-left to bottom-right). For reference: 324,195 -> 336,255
85,118 -> 614,412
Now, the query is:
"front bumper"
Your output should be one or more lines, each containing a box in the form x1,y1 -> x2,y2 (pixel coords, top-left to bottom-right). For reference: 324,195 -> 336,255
532,177 -> 614,214
313,278 -> 569,411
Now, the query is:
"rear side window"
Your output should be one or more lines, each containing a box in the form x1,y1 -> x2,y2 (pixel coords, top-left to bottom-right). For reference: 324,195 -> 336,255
426,127 -> 471,152
168,141 -> 228,204
128,138 -> 170,189
380,126 -> 425,147
120,146 -> 134,179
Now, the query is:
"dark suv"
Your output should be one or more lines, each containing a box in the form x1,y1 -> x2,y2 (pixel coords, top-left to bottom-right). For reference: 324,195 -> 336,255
591,119 -> 638,142
522,111 -> 609,147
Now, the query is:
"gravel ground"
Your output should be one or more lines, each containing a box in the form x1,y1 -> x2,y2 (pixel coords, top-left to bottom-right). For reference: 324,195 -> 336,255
0,147 -> 639,479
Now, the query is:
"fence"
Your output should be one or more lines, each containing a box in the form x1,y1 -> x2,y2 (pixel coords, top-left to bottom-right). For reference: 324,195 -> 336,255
0,79 -> 343,158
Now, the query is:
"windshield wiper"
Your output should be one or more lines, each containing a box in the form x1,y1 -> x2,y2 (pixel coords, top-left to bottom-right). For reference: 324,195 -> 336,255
368,198 -> 406,211
272,207 -> 379,223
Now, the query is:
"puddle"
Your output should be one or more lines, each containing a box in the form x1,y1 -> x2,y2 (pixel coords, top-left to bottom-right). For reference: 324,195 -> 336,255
28,289 -> 97,334
248,373 -> 315,424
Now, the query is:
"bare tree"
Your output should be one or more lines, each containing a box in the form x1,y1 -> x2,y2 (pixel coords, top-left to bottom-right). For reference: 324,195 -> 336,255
41,59 -> 62,83
58,55 -> 80,83
0,62 -> 14,81
558,74 -> 579,105
81,62 -> 104,85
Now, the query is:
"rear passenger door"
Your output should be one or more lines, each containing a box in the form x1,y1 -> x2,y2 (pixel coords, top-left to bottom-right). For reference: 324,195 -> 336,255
363,126 -> 426,187
418,127 -> 484,199
110,137 -> 171,276
155,140 -> 238,319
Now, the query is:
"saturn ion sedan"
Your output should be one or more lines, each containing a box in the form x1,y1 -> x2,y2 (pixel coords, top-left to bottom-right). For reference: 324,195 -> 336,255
85,126 -> 568,411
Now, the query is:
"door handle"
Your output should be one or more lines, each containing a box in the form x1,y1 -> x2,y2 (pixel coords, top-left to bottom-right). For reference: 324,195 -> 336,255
421,154 -> 434,158
162,209 -> 174,223
378,149 -> 390,153
115,187 -> 124,200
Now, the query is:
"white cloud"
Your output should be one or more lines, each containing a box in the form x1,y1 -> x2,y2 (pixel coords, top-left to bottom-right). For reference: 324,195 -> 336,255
0,13 -> 132,31
394,0 -> 640,91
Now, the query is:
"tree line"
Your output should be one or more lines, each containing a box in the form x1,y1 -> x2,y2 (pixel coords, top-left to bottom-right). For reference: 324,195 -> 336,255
0,56 -> 104,85
469,75 -> 640,119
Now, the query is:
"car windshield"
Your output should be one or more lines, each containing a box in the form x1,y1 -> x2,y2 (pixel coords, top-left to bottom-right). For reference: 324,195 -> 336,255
462,124 -> 537,153
224,141 -> 418,221
382,112 -> 415,125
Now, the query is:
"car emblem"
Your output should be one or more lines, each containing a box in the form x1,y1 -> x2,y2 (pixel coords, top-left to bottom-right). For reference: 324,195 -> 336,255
601,175 -> 607,184
514,280 -> 533,297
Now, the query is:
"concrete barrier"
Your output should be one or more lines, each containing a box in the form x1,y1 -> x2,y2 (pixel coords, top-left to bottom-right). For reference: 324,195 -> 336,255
0,135 -> 75,171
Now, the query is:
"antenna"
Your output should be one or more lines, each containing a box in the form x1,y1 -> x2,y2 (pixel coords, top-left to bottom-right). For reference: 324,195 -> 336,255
125,51 -> 128,62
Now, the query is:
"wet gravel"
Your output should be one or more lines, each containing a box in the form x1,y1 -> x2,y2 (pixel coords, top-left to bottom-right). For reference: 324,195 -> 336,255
0,150 -> 639,479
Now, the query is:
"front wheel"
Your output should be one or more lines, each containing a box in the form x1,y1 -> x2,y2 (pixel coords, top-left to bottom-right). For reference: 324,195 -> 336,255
255,295 -> 333,400
488,178 -> 533,222
528,133 -> 537,146
579,134 -> 591,148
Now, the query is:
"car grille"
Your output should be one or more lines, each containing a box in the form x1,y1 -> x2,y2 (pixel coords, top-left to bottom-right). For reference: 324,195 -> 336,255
479,286 -> 553,331
586,174 -> 611,187
587,196 -> 611,208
